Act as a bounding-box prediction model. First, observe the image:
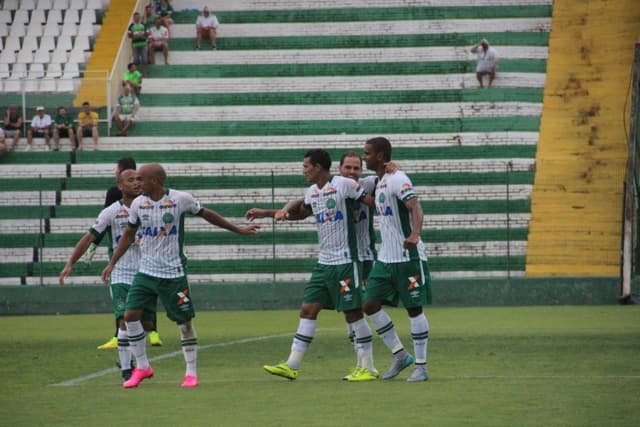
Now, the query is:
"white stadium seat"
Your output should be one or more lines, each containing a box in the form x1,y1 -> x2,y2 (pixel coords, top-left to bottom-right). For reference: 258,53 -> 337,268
29,63 -> 46,79
2,0 -> 20,10
0,64 -> 10,79
63,62 -> 80,78
68,48 -> 86,64
47,9 -> 63,24
37,0 -> 54,9
86,0 -> 102,10
3,36 -> 21,52
0,50 -> 17,65
39,36 -> 56,52
9,25 -> 27,38
39,78 -> 57,92
11,63 -> 28,78
33,48 -> 51,64
61,21 -> 78,36
12,10 -> 30,25
50,48 -> 69,64
56,35 -> 73,51
26,21 -> 44,37
16,50 -> 35,64
20,0 -> 37,9
43,23 -> 61,36
64,9 -> 79,24
68,0 -> 86,10
77,22 -> 95,37
30,9 -> 47,24
0,10 -> 10,23
74,35 -> 90,51
46,63 -> 63,78
52,0 -> 69,10
80,9 -> 96,24
22,36 -> 39,52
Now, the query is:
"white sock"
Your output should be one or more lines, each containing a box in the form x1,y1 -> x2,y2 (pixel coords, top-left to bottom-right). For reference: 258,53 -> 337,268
286,318 -> 316,370
369,309 -> 404,354
410,313 -> 429,365
126,320 -> 149,370
178,322 -> 198,377
117,328 -> 132,371
351,318 -> 375,372
346,323 -> 359,366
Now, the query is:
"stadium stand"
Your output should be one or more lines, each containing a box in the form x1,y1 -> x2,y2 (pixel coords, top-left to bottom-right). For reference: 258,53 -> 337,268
0,0 -> 553,286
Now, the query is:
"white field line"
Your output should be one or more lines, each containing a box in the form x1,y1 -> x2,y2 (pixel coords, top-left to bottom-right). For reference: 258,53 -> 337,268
48,331 -> 294,387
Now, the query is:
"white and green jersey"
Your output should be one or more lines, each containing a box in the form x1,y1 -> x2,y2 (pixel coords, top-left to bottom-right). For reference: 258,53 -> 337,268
117,94 -> 139,115
128,189 -> 203,278
304,175 -> 365,265
90,201 -> 141,285
355,176 -> 377,262
375,171 -> 427,263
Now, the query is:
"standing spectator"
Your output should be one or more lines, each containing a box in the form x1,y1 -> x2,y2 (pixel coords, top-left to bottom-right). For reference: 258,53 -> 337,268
3,105 -> 23,151
53,106 -> 76,151
148,18 -> 170,65
77,101 -> 99,151
142,3 -> 155,28
123,63 -> 143,95
113,83 -> 140,137
27,106 -> 52,150
157,0 -> 174,28
471,39 -> 498,88
195,6 -> 219,50
128,12 -> 148,77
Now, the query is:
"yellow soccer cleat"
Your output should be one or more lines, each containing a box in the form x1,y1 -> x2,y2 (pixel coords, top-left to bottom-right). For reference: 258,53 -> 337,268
346,367 -> 379,382
342,367 -> 360,381
97,336 -> 118,350
148,331 -> 163,346
263,363 -> 298,380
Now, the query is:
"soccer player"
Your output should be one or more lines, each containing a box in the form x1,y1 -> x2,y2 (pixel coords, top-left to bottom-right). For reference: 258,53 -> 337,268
101,163 -> 259,388
249,149 -> 378,382
59,169 -> 145,382
362,137 -> 433,382
96,157 -> 164,350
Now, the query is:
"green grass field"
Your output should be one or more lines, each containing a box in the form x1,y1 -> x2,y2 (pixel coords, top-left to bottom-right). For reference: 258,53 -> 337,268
1,306 -> 638,427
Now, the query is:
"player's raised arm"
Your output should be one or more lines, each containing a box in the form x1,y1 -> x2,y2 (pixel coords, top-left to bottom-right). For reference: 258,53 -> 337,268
402,198 -> 424,250
59,232 -> 98,286
245,207 -> 279,221
277,198 -> 311,221
100,224 -> 137,283
199,208 -> 259,235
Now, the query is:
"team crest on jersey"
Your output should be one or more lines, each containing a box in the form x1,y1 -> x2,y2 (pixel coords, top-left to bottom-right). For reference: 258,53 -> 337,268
116,209 -> 129,218
160,199 -> 176,209
326,198 -> 336,209
378,193 -> 385,203
162,212 -> 174,224
140,201 -> 154,210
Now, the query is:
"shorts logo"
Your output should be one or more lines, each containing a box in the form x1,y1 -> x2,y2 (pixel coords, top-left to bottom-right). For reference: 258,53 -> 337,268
339,278 -> 351,293
408,275 -> 420,290
177,289 -> 190,305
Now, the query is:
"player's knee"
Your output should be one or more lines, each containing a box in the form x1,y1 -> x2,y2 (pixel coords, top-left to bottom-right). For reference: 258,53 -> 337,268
362,300 -> 381,316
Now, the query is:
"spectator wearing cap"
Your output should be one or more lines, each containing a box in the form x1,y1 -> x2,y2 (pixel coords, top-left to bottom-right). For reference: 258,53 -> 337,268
27,106 -> 52,150
471,39 -> 499,88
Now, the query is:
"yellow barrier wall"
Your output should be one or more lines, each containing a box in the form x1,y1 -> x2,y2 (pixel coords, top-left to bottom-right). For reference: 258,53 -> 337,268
526,0 -> 640,276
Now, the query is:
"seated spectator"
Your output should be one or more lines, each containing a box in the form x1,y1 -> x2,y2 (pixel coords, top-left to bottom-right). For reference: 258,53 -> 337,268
196,6 -> 219,50
148,18 -> 170,65
0,128 -> 6,157
471,39 -> 499,88
27,106 -> 52,150
113,83 -> 140,137
3,105 -> 23,151
157,0 -> 174,28
123,63 -> 143,95
76,101 -> 99,151
128,12 -> 149,77
53,106 -> 76,151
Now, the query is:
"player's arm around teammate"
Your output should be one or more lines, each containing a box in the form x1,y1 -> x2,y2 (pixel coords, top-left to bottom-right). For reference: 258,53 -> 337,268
59,232 -> 99,286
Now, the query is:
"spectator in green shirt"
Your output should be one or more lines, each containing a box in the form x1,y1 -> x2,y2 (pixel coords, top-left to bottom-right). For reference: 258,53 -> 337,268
53,106 -> 76,151
113,83 -> 140,137
128,12 -> 148,76
123,63 -> 143,95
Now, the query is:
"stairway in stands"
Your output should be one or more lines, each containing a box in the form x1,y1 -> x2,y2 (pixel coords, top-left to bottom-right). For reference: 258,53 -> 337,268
0,0 -> 552,285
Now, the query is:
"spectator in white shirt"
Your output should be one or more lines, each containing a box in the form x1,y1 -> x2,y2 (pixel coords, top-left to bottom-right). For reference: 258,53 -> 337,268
471,39 -> 499,88
195,6 -> 219,50
148,17 -> 170,65
27,106 -> 53,150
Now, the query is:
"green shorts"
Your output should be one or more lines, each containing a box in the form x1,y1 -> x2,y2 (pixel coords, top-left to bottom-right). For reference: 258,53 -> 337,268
126,272 -> 195,323
364,260 -> 432,308
303,262 -> 363,312
362,260 -> 374,289
110,282 -> 156,322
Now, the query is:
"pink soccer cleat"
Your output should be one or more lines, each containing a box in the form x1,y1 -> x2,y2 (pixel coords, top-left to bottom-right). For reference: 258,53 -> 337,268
181,375 -> 199,388
123,366 -> 154,388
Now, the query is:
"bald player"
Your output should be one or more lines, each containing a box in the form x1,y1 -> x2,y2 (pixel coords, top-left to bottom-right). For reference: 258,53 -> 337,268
101,163 -> 260,388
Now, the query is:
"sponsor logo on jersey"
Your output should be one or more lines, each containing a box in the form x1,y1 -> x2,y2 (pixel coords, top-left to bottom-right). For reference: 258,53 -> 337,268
310,190 -> 320,198
141,224 -> 177,237
400,183 -> 413,195
377,205 -> 393,216
159,199 -> 176,209
116,209 -> 129,218
315,210 -> 344,224
355,209 -> 368,223
324,186 -> 337,195
140,200 -> 154,210
377,179 -> 387,189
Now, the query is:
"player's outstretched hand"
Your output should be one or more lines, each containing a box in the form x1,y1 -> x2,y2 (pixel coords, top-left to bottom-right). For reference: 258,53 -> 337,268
274,209 -> 289,221
238,223 -> 260,235
59,265 -> 72,287
245,208 -> 264,221
100,265 -> 114,284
